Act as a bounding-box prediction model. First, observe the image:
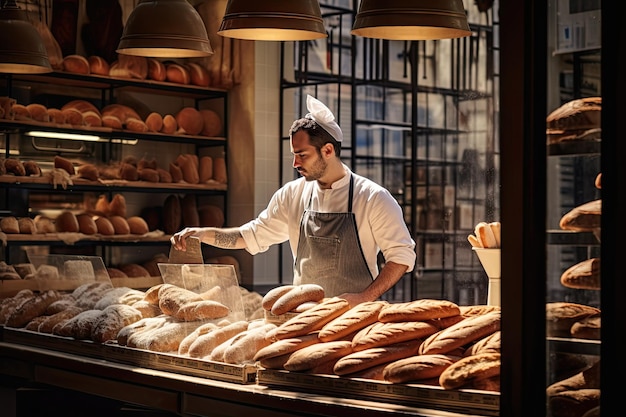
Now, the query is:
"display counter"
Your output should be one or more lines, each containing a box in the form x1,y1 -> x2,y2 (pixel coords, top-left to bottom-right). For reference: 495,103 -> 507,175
0,339 -> 492,417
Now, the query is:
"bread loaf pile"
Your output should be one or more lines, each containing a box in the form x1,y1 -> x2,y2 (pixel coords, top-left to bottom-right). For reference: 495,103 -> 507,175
255,295 -> 502,391
547,360 -> 600,417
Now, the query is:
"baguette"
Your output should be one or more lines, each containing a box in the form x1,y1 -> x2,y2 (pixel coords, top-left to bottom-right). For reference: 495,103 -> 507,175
419,310 -> 501,355
171,300 -> 230,322
352,320 -> 439,351
378,299 -> 460,322
187,320 -> 248,358
283,340 -> 353,372
333,339 -> 421,375
253,332 -> 321,362
383,354 -> 460,383
223,323 -> 277,364
261,285 -> 295,311
270,283 -> 325,316
266,297 -> 351,341
318,300 -> 387,342
438,352 -> 501,390
158,285 -> 203,316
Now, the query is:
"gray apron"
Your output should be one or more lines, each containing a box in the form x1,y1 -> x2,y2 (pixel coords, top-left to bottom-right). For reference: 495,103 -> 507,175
294,175 -> 373,297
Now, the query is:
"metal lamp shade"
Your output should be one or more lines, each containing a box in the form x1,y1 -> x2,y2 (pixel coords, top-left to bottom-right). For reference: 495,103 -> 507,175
351,0 -> 471,40
117,0 -> 213,58
218,0 -> 327,41
0,2 -> 51,74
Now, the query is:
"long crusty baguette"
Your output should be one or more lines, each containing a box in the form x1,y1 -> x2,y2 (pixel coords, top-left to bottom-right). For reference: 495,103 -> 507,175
283,340 -> 353,372
177,322 -> 219,355
378,299 -> 460,323
352,321 -> 439,351
261,285 -> 295,311
333,339 -> 421,376
187,320 -> 249,358
318,300 -> 388,342
253,332 -> 321,362
223,323 -> 277,364
419,310 -> 501,355
266,297 -> 351,341
270,284 -> 325,316
383,354 -> 460,383
438,352 -> 501,389
464,330 -> 501,357
171,300 -> 230,322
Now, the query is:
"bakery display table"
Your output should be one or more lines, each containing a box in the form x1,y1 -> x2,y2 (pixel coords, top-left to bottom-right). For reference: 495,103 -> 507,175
0,341 -> 487,417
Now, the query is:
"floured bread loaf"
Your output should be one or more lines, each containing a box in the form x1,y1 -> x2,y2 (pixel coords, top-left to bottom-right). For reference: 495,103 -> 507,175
560,258 -> 600,290
187,320 -> 249,358
283,340 -> 353,372
546,302 -> 600,337
438,352 -> 501,390
419,310 -> 501,355
5,290 -> 62,328
383,353 -> 459,383
91,304 -> 143,343
352,320 -> 438,351
559,200 -> 601,232
333,339 -> 421,376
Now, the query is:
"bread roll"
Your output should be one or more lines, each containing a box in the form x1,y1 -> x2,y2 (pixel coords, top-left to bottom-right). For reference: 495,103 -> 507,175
101,104 -> 140,124
77,163 -> 99,181
63,54 -> 90,74
158,284 -> 203,316
187,62 -> 210,87
47,108 -> 66,124
138,168 -> 160,182
169,161 -> 183,182
88,56 -> 109,75
127,216 -> 149,234
5,158 -> 25,176
102,114 -> 123,129
61,107 -> 84,125
76,213 -> 97,235
147,58 -> 166,81
145,112 -> 163,132
17,217 -> 36,234
166,63 -> 190,84
161,114 -> 177,134
157,168 -> 172,183
126,117 -> 149,133
110,216 -> 130,235
26,103 -> 49,122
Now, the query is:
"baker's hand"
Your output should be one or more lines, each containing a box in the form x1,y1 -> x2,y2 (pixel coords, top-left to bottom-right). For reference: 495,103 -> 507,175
170,227 -> 207,251
337,292 -> 370,308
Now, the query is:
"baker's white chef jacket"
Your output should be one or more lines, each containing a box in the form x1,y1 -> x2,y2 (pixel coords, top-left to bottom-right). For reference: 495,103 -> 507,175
240,165 -> 416,279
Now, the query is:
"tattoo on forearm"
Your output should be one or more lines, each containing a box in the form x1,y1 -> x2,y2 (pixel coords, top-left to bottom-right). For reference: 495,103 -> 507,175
214,231 -> 239,248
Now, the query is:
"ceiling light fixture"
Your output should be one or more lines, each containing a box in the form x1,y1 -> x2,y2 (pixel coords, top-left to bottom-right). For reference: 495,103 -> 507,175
0,0 -> 52,73
218,0 -> 327,41
351,0 -> 471,40
117,0 -> 213,58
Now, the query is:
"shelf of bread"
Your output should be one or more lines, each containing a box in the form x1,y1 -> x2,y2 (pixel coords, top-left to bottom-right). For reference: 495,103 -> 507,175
0,174 -> 228,192
256,368 -> 499,416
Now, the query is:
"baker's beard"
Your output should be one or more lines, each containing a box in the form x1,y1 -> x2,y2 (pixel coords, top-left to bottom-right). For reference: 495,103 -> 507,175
298,156 -> 327,181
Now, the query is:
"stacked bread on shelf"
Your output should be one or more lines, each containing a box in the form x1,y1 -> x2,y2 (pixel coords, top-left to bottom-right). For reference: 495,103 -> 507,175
546,97 -> 601,144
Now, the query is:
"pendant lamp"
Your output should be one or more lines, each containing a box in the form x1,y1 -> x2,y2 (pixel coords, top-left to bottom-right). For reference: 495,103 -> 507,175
351,0 -> 471,40
0,0 -> 51,73
218,0 -> 327,41
117,0 -> 213,58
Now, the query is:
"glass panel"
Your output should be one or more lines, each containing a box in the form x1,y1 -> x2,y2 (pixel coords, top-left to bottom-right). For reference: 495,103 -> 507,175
546,1 -> 601,416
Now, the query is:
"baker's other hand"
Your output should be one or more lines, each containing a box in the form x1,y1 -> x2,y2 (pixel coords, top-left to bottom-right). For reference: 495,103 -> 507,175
170,227 -> 206,251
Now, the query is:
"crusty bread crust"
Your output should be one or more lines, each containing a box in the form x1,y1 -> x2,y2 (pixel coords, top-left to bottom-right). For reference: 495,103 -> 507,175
438,352 -> 501,389
378,299 -> 460,323
318,300 -> 387,342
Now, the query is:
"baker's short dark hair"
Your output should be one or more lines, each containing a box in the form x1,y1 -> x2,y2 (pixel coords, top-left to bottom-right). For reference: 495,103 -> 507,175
289,117 -> 341,157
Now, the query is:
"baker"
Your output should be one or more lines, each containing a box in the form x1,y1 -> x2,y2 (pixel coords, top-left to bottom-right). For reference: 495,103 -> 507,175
171,95 -> 416,307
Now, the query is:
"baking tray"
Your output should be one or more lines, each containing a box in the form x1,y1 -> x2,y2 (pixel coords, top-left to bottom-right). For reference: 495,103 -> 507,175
257,369 -> 500,416
1,327 -> 257,384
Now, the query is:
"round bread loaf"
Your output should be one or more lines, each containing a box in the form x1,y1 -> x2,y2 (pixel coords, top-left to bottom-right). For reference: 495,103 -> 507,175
199,205 -> 224,227
199,109 -> 222,137
17,217 -> 36,234
102,114 -> 123,129
47,108 -> 66,124
176,107 -> 203,136
62,99 -> 101,116
61,107 -> 84,125
101,104 -> 140,124
82,110 -> 102,127
4,158 -> 25,176
166,63 -> 190,84
120,263 -> 151,278
23,160 -> 41,176
77,163 -> 99,181
0,216 -> 19,233
126,117 -> 149,133
559,199 -> 601,232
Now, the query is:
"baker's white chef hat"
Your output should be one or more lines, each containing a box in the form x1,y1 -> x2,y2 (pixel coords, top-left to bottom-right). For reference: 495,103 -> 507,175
305,94 -> 343,142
